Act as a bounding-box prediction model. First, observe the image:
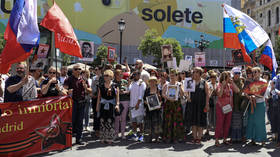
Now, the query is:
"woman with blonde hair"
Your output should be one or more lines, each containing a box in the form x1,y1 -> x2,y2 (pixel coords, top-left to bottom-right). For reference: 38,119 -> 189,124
96,70 -> 120,144
41,66 -> 67,97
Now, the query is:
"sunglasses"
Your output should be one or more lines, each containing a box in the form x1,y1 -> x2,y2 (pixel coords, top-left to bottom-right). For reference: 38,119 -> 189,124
104,75 -> 110,77
74,68 -> 81,71
234,72 -> 241,75
49,72 -> 56,74
253,71 -> 259,74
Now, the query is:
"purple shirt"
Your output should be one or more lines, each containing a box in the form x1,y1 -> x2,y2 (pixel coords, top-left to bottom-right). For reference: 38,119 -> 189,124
64,76 -> 87,101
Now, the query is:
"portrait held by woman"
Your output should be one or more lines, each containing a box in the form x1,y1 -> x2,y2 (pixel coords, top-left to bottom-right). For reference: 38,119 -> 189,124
143,76 -> 162,142
162,69 -> 185,143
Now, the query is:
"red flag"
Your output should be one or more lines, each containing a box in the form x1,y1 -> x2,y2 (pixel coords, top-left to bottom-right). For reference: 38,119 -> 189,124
40,2 -> 82,58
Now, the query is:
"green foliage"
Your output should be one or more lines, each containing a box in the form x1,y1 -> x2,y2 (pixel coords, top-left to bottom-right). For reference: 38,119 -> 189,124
138,29 -> 183,66
0,33 -> 6,54
92,44 -> 108,66
62,53 -> 72,66
274,36 -> 280,61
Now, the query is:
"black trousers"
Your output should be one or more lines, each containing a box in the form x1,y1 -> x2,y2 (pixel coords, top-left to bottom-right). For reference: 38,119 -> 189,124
72,100 -> 85,141
92,98 -> 100,132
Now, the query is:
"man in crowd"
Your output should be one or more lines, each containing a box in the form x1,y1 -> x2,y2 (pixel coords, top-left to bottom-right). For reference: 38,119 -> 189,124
128,71 -> 146,141
59,66 -> 68,84
30,68 -> 45,97
64,65 -> 92,145
91,66 -> 102,138
4,62 -> 37,103
135,60 -> 150,83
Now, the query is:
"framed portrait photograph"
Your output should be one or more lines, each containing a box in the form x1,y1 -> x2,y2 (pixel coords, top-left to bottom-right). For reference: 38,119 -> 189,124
184,77 -> 196,92
146,94 -> 161,111
161,44 -> 173,62
107,46 -> 116,62
30,58 -> 48,70
167,85 -> 179,101
79,41 -> 94,62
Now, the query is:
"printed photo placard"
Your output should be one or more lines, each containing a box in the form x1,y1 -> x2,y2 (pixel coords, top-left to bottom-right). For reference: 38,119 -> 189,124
184,77 -> 196,92
146,94 -> 161,111
167,85 -> 179,100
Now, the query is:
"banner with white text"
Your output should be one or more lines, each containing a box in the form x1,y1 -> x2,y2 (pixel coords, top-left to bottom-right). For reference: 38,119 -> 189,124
0,96 -> 73,157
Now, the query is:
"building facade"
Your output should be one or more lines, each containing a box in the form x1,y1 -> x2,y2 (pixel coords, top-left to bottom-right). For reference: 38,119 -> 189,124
243,0 -> 280,45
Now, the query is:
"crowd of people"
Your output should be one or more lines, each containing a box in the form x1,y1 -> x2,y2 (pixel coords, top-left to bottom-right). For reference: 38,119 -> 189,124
1,60 -> 280,148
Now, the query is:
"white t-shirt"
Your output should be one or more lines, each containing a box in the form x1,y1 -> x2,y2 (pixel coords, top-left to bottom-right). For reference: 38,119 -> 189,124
129,79 -> 146,117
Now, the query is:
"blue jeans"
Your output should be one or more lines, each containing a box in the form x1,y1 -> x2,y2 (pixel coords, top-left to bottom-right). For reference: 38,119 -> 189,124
73,100 -> 85,142
84,99 -> 91,127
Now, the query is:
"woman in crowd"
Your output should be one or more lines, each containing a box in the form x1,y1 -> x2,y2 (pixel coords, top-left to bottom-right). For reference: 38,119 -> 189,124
158,72 -> 169,92
215,71 -> 239,146
230,67 -> 245,143
41,66 -> 67,97
143,76 -> 162,142
267,78 -> 280,147
178,71 -> 187,120
246,67 -> 267,146
189,67 -> 210,144
82,70 -> 92,131
149,69 -> 158,78
114,69 -> 130,140
206,72 -> 218,136
162,69 -> 185,143
96,70 -> 120,144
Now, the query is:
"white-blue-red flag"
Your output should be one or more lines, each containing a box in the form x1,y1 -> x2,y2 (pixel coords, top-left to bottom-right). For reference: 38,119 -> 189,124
223,4 -> 269,63
0,0 -> 40,74
259,39 -> 278,78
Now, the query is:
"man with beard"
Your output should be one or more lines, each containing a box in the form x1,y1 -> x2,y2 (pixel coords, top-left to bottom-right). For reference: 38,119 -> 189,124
128,71 -> 146,142
4,62 -> 37,103
135,60 -> 150,83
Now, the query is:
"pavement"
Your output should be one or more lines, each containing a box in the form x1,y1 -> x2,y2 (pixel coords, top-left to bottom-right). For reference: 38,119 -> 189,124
33,124 -> 280,157
30,112 -> 280,157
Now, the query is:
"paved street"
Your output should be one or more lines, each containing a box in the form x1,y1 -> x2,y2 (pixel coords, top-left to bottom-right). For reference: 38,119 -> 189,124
34,122 -> 280,157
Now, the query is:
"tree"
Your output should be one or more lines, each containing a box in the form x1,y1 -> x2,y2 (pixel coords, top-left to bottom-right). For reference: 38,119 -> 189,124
62,53 -> 72,66
274,36 -> 280,61
92,44 -> 107,66
138,29 -> 183,66
0,33 -> 6,54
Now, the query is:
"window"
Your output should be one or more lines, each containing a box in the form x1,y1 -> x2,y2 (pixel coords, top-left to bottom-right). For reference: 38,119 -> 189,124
268,10 -> 271,26
267,0 -> 271,2
247,9 -> 251,15
260,13 -> 263,18
276,7 -> 279,24
276,31 -> 279,36
260,0 -> 262,6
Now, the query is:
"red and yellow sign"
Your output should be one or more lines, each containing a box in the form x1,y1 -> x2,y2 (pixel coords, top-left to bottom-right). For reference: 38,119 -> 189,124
244,81 -> 268,96
0,96 -> 72,157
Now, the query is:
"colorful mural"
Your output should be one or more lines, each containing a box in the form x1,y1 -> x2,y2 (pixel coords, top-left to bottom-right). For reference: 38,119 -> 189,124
0,0 -> 232,48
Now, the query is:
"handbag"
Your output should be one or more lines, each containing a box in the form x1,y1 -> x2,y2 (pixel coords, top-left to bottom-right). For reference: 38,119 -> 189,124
114,103 -> 124,116
222,104 -> 232,114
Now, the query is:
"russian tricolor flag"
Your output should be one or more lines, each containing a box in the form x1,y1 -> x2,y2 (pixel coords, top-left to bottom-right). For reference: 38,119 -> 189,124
260,40 -> 278,78
223,4 -> 269,63
0,0 -> 40,74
